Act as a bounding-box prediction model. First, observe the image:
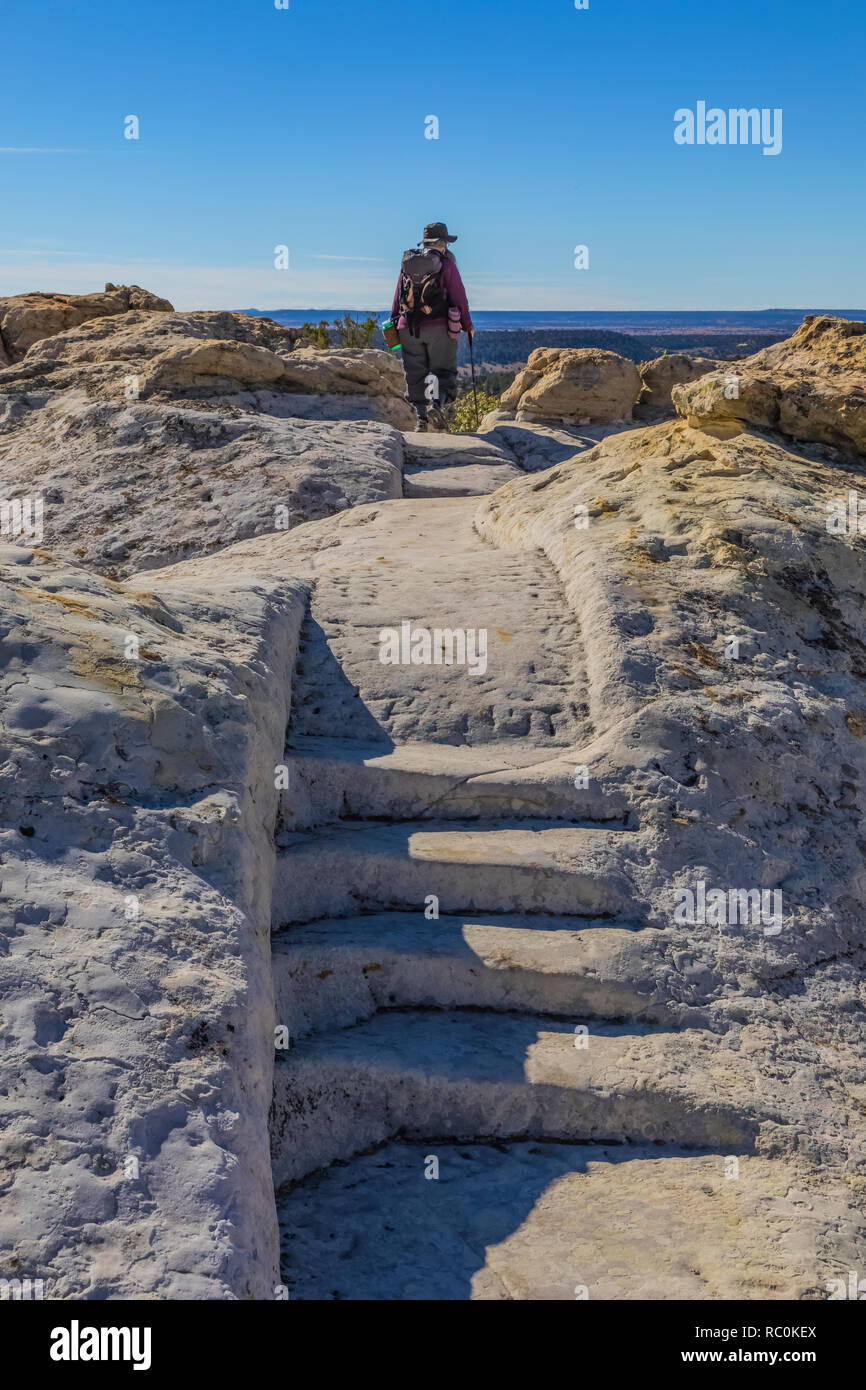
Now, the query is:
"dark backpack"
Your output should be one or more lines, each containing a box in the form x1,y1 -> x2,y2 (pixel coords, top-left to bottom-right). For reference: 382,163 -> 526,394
398,247 -> 449,335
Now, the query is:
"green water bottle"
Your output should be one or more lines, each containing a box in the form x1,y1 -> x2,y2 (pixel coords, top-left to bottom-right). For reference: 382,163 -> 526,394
382,318 -> 401,352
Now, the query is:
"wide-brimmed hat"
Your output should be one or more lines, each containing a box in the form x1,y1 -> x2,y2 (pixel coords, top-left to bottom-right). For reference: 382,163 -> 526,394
422,222 -> 458,244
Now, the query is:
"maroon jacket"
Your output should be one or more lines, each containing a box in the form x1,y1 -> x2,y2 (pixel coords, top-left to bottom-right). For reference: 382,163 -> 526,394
391,251 -> 473,333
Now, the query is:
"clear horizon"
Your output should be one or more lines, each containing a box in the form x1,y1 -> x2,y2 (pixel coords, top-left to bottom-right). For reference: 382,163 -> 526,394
3,0 -> 864,312
236,305 -> 864,314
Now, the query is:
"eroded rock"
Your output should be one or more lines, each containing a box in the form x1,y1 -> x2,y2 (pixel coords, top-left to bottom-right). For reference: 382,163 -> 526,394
4,295 -> 866,1303
500,347 -> 641,424
0,298 -> 413,574
0,393 -> 403,576
638,352 -> 728,412
0,283 -> 173,363
0,545 -> 308,1298
673,315 -> 866,455
22,307 -> 303,367
22,311 -> 413,428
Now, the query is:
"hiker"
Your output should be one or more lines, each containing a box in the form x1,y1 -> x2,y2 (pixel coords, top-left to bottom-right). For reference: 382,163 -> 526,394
390,221 -> 474,432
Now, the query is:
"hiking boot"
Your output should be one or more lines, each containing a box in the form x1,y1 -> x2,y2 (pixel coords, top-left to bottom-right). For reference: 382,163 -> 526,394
427,404 -> 448,432
414,418 -> 429,433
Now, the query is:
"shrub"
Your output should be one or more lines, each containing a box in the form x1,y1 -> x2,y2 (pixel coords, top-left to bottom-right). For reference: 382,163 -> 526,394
298,315 -> 379,350
445,388 -> 501,434
299,320 -> 331,349
332,313 -> 379,349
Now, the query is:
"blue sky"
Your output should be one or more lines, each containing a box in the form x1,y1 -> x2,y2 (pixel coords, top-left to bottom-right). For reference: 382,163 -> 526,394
1,0 -> 863,311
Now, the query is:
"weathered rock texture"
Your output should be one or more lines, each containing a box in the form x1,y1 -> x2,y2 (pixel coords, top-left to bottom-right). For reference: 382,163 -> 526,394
674,315 -> 866,456
23,307 -> 303,368
267,415 -> 866,1297
4,304 -> 866,1301
0,383 -> 403,576
500,347 -> 640,424
278,1142 -> 864,1300
475,413 -> 866,1007
0,296 -> 417,577
0,543 -> 307,1297
19,308 -> 413,426
0,284 -> 173,363
638,352 -> 728,412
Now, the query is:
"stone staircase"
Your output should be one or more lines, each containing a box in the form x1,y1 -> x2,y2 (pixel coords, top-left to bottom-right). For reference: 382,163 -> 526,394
401,430 -> 522,497
269,742 -> 757,1166
268,742 -> 793,1298
267,454 -> 831,1300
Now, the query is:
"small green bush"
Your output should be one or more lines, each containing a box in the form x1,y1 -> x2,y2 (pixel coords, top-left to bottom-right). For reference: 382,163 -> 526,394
446,388 -> 501,434
299,320 -> 331,349
301,314 -> 380,350
332,313 -> 379,349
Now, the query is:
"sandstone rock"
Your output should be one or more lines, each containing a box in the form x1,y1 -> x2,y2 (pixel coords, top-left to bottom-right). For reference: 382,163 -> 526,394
480,416 -> 630,472
279,1142 -> 865,1300
273,347 -> 414,429
4,300 -> 866,1303
0,391 -> 404,576
253,390 -> 414,430
126,284 -> 174,313
0,283 -> 173,362
401,429 -> 523,496
23,307 -> 302,366
0,545 -> 308,1298
673,314 -> 866,455
21,310 -> 414,429
279,346 -> 411,400
146,338 -> 289,389
638,352 -> 728,412
249,417 -> 866,1294
475,415 -> 866,1005
402,467 -> 522,500
0,298 -> 418,575
500,347 -> 640,424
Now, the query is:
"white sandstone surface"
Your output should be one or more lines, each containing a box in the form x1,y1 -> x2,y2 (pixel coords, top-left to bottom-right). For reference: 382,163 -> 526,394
3,313 -> 866,1300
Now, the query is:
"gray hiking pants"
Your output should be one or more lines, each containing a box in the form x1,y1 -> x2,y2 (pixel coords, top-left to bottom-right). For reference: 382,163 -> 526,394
398,321 -> 458,416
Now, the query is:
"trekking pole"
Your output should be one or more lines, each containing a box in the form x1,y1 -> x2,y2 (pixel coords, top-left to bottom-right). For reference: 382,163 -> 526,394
469,330 -> 480,430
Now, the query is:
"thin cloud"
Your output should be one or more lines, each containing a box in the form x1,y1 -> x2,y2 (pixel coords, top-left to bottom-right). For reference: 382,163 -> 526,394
0,147 -> 93,154
0,248 -> 124,257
